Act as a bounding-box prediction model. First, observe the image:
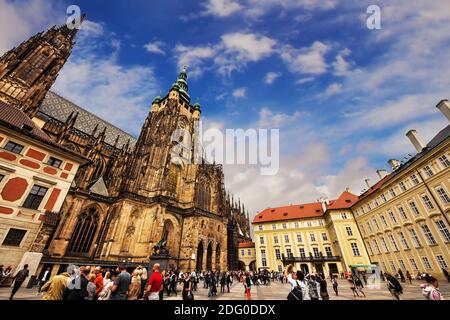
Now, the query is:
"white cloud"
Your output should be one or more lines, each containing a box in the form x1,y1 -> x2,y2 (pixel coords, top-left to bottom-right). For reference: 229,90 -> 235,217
264,71 -> 281,84
322,82 -> 342,96
144,41 -> 166,55
201,0 -> 339,20
296,77 -> 314,85
258,107 -> 303,128
221,32 -> 276,62
280,41 -> 329,75
203,0 -> 242,17
0,0 -> 63,54
332,48 -> 351,76
174,32 -> 276,77
174,44 -> 216,78
232,87 -> 247,98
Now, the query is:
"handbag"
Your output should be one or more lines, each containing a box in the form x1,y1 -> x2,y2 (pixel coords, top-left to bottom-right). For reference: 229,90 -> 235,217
287,280 -> 303,300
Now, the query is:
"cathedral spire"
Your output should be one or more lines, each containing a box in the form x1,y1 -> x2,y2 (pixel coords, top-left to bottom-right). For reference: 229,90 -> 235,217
175,66 -> 190,103
0,16 -> 85,117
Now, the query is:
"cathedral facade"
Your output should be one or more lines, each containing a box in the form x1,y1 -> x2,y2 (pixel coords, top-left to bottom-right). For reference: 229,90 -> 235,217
0,19 -> 251,273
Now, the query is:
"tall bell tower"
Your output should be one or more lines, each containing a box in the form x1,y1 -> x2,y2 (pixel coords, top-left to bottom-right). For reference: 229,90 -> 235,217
0,16 -> 85,118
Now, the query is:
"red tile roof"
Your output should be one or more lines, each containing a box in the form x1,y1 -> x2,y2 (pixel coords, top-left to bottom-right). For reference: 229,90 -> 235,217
253,201 -> 327,223
0,101 -> 52,142
0,101 -> 88,162
253,190 -> 359,224
238,241 -> 255,248
327,191 -> 359,210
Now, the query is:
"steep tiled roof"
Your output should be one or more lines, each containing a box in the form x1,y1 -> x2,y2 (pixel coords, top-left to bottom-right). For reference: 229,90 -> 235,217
357,124 -> 450,203
327,191 -> 359,210
238,241 -> 255,248
0,101 -> 88,161
253,202 -> 328,223
0,101 -> 52,142
39,91 -> 137,148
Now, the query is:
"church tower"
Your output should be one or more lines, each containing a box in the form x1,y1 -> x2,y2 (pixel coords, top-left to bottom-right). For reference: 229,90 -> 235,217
122,67 -> 201,200
0,16 -> 84,118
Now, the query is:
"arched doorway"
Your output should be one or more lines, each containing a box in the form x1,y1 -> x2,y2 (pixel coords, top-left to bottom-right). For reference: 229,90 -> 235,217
215,244 -> 221,271
238,261 -> 245,271
249,261 -> 256,271
206,242 -> 213,270
196,241 -> 204,271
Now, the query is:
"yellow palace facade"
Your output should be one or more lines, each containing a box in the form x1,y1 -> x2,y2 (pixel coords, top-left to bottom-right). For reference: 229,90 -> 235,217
252,191 -> 371,276
352,100 -> 450,280
253,99 -> 450,280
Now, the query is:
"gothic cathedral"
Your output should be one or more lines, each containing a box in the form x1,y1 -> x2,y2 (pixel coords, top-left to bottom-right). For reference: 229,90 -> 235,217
0,19 -> 251,271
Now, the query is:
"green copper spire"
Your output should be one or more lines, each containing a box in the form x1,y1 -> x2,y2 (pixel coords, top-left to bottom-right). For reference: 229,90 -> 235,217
176,66 -> 190,102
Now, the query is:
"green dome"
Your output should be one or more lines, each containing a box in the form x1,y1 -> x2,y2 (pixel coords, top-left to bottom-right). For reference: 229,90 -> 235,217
193,102 -> 201,111
152,96 -> 161,103
171,82 -> 180,90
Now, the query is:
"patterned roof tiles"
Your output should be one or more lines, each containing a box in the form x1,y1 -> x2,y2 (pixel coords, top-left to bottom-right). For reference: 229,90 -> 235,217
39,91 -> 137,148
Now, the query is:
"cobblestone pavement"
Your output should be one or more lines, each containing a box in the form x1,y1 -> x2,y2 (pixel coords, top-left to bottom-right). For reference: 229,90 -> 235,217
1,278 -> 449,300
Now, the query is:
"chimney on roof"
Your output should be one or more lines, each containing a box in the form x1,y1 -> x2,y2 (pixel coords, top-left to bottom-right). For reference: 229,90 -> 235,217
345,187 -> 351,193
319,197 -> 328,212
388,159 -> 401,171
406,129 -> 426,153
436,99 -> 450,121
376,169 -> 388,180
365,178 -> 371,189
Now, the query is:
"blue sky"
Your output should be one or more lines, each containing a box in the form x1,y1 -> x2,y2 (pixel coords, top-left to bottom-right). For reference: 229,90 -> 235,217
1,0 -> 449,218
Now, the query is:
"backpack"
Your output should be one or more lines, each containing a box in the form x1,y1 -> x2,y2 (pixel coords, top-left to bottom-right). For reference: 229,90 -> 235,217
287,280 -> 303,300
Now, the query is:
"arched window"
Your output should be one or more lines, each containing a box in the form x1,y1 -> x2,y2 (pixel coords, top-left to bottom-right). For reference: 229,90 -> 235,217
66,207 -> 99,256
195,176 -> 211,211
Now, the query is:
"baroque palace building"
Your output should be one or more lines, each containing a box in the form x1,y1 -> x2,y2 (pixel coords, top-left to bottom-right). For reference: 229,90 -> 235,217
0,19 -> 251,277
253,191 -> 371,276
253,102 -> 450,280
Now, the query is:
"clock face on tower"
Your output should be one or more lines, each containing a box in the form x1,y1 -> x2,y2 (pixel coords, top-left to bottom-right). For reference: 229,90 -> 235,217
178,118 -> 187,129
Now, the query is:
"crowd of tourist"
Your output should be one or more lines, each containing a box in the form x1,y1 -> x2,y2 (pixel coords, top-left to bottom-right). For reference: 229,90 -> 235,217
0,262 -> 446,300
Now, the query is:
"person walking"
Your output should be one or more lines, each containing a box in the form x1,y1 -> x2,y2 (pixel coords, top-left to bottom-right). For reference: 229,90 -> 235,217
169,271 -> 178,297
348,275 -> 358,297
86,273 -> 97,300
9,264 -> 29,300
98,273 -> 116,300
127,270 -> 142,300
38,267 -> 51,294
93,267 -> 104,299
406,271 -> 412,284
144,263 -> 163,300
109,265 -> 131,300
182,272 -> 194,300
385,272 -> 403,300
40,269 -> 71,300
226,272 -> 232,293
190,270 -> 197,292
243,272 -> 252,299
307,274 -> 319,300
354,276 -> 366,298
332,276 -> 339,296
220,272 -> 226,293
64,266 -> 89,300
318,274 -> 329,300
398,269 -> 405,283
422,276 -> 444,300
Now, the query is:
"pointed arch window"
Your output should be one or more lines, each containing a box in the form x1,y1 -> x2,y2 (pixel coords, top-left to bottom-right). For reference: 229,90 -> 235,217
167,164 -> 179,193
195,176 -> 211,211
66,207 -> 99,255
